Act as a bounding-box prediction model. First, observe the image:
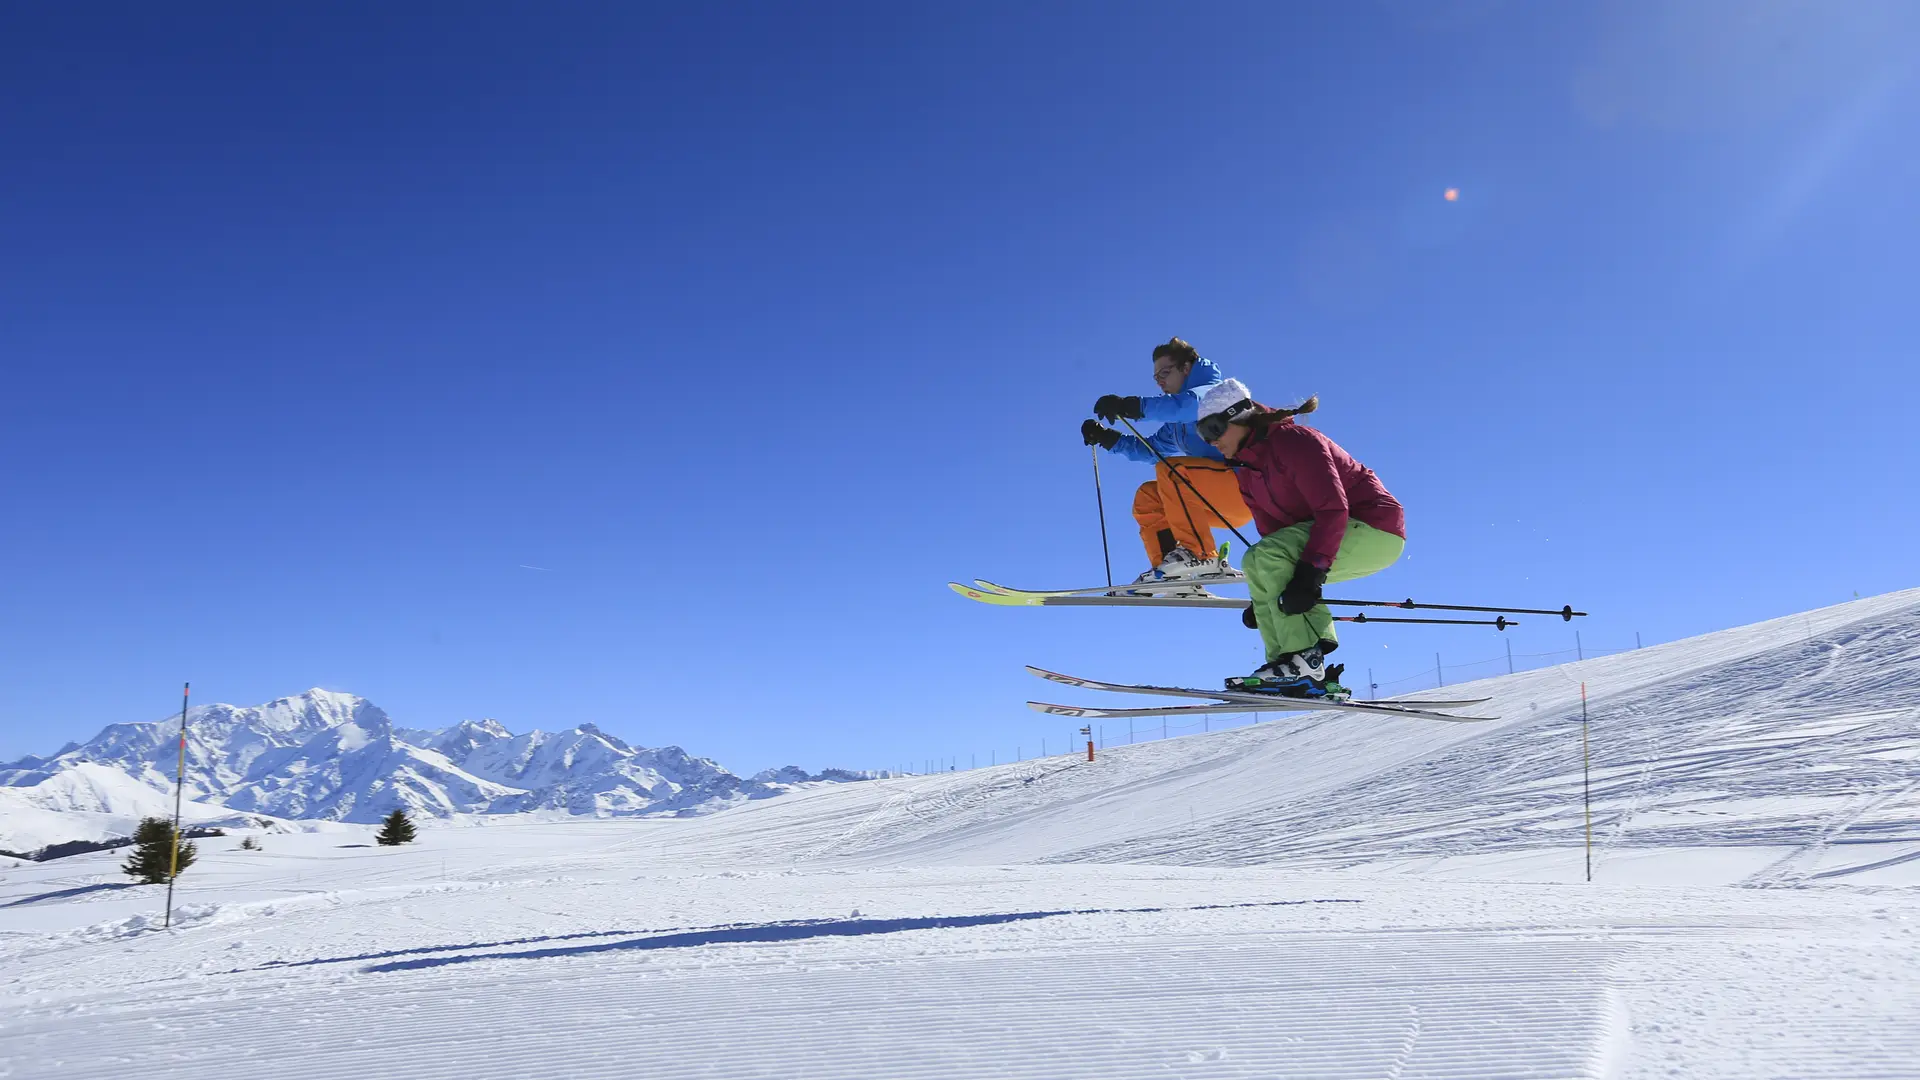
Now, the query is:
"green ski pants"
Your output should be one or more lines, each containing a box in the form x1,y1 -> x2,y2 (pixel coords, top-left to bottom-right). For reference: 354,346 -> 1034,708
1245,520 -> 1405,662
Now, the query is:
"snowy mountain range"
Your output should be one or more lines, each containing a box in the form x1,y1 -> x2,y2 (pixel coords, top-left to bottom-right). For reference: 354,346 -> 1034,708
0,689 -> 873,852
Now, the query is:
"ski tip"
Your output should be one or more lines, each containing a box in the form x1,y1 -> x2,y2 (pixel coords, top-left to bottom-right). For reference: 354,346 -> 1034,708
949,582 -> 1032,606
971,579 -> 1013,594
1026,701 -> 1087,716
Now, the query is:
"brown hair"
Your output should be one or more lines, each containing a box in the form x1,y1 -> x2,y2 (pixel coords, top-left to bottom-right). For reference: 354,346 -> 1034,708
1241,395 -> 1320,437
1150,337 -> 1199,367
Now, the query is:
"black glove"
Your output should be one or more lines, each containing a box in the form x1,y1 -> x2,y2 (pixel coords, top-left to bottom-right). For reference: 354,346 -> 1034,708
1081,419 -> 1120,449
1242,604 -> 1258,630
1279,563 -> 1329,615
1092,394 -> 1144,422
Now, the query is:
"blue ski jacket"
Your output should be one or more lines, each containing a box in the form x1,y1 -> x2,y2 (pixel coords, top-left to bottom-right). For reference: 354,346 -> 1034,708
1105,357 -> 1228,463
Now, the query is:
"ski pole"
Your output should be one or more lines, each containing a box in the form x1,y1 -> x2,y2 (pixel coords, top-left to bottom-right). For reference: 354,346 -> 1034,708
1116,417 -> 1253,549
1337,613 -> 1518,630
1090,445 -> 1113,588
1323,597 -> 1586,620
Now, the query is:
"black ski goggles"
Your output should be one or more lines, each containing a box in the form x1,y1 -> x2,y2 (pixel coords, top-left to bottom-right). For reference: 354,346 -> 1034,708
1196,398 -> 1255,442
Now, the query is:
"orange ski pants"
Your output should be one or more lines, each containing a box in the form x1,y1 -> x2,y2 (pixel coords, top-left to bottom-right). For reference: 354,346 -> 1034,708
1132,457 -> 1253,565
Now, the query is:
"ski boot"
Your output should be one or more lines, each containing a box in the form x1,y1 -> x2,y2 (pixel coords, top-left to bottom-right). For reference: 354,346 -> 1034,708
1176,540 -> 1243,585
1117,546 -> 1217,597
1116,545 -> 1244,597
1226,647 -> 1333,698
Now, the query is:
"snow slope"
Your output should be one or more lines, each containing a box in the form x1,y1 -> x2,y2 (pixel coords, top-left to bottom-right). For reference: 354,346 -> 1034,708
633,586 -> 1920,884
0,764 -> 273,855
1,589 -> 1916,1079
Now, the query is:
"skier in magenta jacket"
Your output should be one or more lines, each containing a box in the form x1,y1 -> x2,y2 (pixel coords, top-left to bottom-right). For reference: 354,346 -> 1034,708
1195,378 -> 1406,697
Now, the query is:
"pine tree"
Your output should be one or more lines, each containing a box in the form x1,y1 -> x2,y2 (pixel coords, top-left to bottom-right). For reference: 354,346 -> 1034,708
121,817 -> 196,884
375,808 -> 417,846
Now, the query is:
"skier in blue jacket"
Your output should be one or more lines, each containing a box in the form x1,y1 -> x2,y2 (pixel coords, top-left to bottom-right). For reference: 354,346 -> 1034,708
1082,338 -> 1255,593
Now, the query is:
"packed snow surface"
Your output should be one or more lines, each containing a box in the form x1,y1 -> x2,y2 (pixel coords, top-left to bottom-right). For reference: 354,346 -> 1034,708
2,590 -> 1917,1078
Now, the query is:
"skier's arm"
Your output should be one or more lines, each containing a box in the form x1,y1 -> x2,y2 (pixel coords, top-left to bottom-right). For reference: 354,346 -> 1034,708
1146,423 -> 1194,460
1277,427 -> 1350,570
1138,359 -> 1224,424
1107,431 -> 1160,464
1136,387 -> 1201,424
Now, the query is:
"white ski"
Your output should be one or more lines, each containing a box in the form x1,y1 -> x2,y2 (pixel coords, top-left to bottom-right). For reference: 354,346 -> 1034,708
1025,665 -> 1497,723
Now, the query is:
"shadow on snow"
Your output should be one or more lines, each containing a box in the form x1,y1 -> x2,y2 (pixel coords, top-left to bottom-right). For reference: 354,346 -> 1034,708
3,881 -> 140,907
235,899 -> 1359,975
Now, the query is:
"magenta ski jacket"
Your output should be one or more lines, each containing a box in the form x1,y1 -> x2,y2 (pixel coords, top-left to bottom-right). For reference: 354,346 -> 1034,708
1227,416 -> 1405,571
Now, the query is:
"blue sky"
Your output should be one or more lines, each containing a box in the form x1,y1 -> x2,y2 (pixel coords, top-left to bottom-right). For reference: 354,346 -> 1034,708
3,3 -> 1916,773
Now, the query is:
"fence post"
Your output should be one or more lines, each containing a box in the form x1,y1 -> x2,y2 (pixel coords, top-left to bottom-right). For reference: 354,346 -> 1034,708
1581,682 -> 1593,883
1506,638 -> 1514,674
1435,652 -> 1444,687
1576,631 -> 1584,661
1636,632 -> 1642,650
1368,667 -> 1376,698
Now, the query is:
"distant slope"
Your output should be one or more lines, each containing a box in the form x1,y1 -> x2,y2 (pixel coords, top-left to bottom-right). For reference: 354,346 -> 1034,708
0,763 -> 271,854
649,589 -> 1920,886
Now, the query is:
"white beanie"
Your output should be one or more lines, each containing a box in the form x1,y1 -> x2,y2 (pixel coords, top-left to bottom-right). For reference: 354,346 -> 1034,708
1196,377 -> 1253,421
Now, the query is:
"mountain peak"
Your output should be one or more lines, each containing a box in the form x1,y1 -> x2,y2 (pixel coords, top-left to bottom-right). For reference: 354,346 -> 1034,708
4,688 -> 879,842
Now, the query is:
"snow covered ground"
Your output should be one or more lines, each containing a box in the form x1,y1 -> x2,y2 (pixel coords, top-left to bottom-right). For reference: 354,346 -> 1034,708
3,590 -> 1917,1079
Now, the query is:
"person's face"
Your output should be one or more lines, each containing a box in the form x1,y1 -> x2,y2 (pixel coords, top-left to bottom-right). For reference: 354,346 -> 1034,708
1208,422 -> 1249,458
1152,357 -> 1192,394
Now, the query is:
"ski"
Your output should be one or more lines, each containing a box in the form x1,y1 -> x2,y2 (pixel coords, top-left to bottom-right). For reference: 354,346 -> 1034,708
1029,664 -> 1491,709
1031,700 -> 1300,719
957,588 -> 1518,626
952,583 -> 1246,608
972,575 -> 1246,598
1039,597 -> 1517,626
1025,665 -> 1496,722
1027,698 -> 1495,724
962,579 -> 1583,620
